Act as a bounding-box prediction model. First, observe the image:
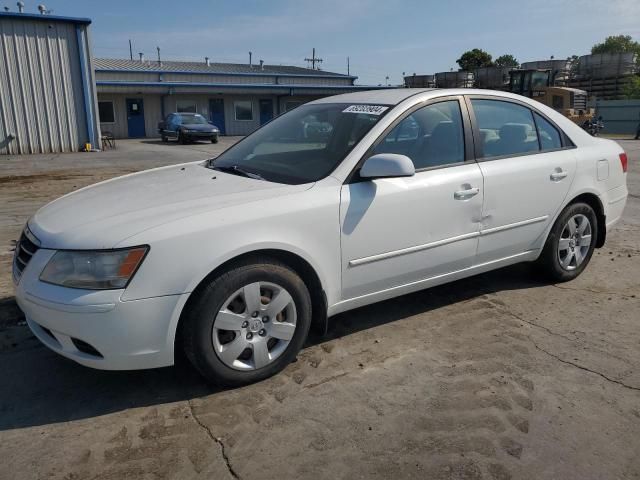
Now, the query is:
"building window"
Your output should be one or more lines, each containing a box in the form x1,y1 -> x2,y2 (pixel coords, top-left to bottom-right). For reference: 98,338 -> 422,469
176,100 -> 197,113
234,100 -> 253,121
98,101 -> 115,123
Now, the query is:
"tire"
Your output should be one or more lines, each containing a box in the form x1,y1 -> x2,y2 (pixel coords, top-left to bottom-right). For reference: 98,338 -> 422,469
211,135 -> 219,144
161,135 -> 168,143
536,202 -> 597,282
178,130 -> 187,145
182,258 -> 312,386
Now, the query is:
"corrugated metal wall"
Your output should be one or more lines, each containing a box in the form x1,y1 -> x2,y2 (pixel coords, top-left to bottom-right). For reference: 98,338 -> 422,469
98,93 -> 161,139
95,70 -> 355,86
590,99 -> 640,135
0,17 -> 93,154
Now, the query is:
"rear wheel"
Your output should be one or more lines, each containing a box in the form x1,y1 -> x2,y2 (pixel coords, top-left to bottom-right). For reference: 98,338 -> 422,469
161,135 -> 168,142
536,202 -> 597,282
182,258 -> 312,386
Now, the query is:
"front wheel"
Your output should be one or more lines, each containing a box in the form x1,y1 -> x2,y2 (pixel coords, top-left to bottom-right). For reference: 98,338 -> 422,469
536,202 -> 597,282
211,135 -> 219,144
178,131 -> 187,144
182,258 -> 312,386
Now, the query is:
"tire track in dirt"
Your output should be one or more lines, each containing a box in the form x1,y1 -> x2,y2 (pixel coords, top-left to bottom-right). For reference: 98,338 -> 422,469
184,294 -> 538,479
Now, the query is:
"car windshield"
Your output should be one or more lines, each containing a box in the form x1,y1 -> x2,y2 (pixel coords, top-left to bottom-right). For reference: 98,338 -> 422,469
208,103 -> 390,184
180,114 -> 208,124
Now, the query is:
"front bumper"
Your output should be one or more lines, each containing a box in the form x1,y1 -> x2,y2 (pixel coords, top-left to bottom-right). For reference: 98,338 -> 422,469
14,248 -> 188,370
184,131 -> 218,139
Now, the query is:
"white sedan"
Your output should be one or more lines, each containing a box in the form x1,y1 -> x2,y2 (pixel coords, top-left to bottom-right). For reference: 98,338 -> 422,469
13,89 -> 628,385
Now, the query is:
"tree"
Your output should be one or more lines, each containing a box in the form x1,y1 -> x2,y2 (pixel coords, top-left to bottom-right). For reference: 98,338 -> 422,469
494,54 -> 519,68
591,35 -> 640,55
456,49 -> 493,71
622,76 -> 640,99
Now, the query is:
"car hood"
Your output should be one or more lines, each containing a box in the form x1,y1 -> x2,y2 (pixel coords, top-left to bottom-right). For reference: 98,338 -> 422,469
183,123 -> 217,132
29,162 -> 311,249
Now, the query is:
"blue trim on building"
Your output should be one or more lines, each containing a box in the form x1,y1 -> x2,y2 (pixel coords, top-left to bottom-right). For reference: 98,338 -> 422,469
96,68 -> 357,81
0,12 -> 91,25
96,80 -> 390,91
76,25 -> 98,148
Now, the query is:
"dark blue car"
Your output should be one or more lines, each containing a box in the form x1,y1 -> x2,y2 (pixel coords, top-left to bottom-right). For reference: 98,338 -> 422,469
158,113 -> 220,144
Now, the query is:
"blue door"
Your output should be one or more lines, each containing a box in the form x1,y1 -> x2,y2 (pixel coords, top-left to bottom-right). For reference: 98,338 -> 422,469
259,99 -> 274,125
126,98 -> 146,137
209,99 -> 226,134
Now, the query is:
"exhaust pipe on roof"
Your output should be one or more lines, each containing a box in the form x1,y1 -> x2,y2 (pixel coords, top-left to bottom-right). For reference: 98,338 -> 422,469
17,1 -> 24,13
259,60 -> 264,70
139,52 -> 144,63
205,57 -> 210,66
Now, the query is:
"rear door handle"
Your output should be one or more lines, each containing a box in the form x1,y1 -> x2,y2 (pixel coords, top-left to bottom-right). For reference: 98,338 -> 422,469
550,170 -> 568,181
454,187 -> 480,200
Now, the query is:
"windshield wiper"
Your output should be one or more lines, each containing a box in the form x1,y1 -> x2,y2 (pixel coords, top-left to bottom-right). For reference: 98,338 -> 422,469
213,164 -> 264,180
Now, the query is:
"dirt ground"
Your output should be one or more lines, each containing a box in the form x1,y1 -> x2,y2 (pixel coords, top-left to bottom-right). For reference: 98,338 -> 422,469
0,138 -> 639,480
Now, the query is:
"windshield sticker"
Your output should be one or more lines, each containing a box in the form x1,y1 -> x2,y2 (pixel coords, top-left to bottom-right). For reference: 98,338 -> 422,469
342,105 -> 389,115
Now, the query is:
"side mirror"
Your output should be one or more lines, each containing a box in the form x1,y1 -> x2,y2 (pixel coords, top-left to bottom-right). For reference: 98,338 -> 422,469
360,153 -> 415,179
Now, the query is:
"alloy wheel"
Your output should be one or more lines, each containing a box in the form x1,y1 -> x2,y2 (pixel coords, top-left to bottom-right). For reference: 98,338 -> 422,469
557,214 -> 592,271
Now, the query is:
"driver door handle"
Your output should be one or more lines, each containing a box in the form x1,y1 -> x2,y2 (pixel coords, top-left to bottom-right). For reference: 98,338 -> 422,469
550,169 -> 568,181
454,187 -> 480,200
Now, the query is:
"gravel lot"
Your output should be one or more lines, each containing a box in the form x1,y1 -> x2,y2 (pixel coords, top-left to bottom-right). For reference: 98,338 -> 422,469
0,137 -> 638,480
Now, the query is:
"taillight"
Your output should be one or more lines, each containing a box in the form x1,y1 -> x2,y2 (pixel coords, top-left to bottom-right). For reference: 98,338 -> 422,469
619,152 -> 628,173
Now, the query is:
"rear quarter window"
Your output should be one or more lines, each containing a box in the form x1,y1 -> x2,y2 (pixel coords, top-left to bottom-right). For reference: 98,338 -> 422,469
534,112 -> 562,151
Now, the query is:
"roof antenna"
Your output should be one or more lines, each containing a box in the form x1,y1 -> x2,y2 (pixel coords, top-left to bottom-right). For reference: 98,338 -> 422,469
156,46 -> 161,67
249,51 -> 252,68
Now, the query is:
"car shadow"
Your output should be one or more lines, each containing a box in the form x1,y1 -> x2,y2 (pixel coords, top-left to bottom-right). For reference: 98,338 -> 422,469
0,263 -> 545,431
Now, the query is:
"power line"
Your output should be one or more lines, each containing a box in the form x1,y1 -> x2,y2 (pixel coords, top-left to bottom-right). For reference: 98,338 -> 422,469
304,48 -> 323,70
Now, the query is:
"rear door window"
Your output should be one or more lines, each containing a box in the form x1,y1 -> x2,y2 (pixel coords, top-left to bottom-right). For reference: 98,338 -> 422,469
471,99 -> 540,158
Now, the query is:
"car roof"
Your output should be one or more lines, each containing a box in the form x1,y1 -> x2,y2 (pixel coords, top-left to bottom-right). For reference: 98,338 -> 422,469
310,88 -> 434,106
309,88 -> 557,107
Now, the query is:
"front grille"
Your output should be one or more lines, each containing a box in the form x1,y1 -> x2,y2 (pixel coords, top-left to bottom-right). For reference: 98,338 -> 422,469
13,226 -> 40,283
573,94 -> 587,111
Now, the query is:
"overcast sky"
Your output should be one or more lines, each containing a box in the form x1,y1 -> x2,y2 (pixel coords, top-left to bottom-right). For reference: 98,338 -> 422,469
32,0 -> 640,85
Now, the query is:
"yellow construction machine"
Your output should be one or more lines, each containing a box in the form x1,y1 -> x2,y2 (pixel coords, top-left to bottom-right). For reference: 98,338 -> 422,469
509,69 -> 595,125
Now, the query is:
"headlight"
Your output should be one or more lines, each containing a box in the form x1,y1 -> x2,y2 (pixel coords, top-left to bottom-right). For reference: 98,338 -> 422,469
40,246 -> 148,290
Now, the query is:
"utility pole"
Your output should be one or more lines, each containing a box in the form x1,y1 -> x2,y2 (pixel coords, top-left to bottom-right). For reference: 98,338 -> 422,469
129,39 -> 133,61
305,48 -> 323,70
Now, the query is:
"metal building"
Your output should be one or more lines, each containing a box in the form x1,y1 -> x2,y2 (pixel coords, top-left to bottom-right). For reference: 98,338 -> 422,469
435,71 -> 474,88
0,12 -> 100,154
94,58 -> 383,138
569,53 -> 638,100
